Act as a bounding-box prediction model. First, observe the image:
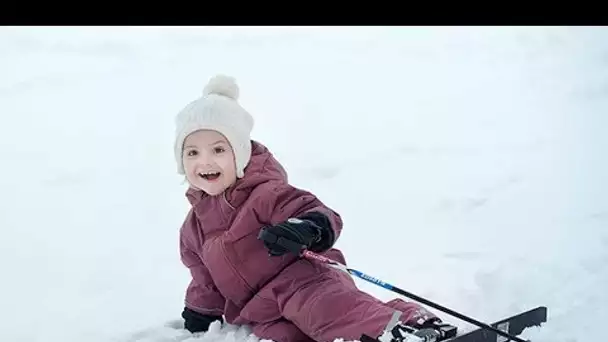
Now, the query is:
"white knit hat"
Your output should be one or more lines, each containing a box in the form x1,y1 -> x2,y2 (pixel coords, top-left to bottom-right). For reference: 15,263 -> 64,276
174,74 -> 254,178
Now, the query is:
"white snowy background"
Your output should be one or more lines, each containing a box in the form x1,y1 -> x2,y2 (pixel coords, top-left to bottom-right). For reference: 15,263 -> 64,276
1,26 -> 607,342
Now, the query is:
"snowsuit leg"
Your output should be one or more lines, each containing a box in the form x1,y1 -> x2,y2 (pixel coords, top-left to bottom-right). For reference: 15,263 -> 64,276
252,319 -> 315,342
270,257 -> 436,342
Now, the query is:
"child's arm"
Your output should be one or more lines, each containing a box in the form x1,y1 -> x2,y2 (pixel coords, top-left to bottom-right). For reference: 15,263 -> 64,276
179,210 -> 225,321
258,182 -> 343,253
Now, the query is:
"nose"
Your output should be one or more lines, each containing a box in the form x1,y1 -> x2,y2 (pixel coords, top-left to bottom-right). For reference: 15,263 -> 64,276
194,150 -> 213,166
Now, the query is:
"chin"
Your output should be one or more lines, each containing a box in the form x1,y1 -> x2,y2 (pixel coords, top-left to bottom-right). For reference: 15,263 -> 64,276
201,186 -> 226,196
188,182 -> 220,196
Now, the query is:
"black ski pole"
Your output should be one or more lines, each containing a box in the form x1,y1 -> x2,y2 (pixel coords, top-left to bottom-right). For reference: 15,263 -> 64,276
300,249 -> 529,342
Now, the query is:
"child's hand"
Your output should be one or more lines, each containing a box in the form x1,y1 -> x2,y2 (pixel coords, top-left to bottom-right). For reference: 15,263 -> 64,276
258,216 -> 328,256
181,307 -> 223,333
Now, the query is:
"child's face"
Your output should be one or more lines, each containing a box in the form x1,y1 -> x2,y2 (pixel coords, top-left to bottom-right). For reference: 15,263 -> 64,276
182,129 -> 237,196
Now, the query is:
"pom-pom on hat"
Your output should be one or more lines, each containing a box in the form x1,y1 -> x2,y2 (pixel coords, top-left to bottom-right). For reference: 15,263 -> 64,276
174,74 -> 254,178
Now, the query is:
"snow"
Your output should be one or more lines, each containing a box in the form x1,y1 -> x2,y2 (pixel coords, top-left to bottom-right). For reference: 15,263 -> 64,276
1,26 -> 607,342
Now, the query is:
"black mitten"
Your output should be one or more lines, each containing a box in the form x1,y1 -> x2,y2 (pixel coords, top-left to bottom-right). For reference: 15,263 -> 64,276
258,211 -> 335,256
181,307 -> 223,333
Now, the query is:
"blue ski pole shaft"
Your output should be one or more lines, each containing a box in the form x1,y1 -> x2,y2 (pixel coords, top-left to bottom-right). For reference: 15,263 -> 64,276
301,250 -> 528,342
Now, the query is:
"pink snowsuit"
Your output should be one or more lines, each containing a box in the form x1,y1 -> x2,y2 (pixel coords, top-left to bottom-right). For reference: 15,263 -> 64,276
179,141 -> 436,342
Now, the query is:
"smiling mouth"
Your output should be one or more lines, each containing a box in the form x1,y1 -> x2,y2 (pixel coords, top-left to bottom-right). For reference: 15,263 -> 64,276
199,172 -> 221,181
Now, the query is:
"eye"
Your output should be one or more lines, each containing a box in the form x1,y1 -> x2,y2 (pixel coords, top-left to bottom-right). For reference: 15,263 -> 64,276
186,149 -> 198,157
213,146 -> 225,154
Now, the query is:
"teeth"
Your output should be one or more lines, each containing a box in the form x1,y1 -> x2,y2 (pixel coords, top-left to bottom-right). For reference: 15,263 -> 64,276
198,172 -> 220,178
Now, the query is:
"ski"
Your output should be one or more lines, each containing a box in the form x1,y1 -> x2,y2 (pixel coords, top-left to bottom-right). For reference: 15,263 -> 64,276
360,306 -> 547,342
446,305 -> 547,342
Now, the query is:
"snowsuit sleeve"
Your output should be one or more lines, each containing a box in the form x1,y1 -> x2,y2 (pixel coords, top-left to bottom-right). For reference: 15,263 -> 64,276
180,209 -> 226,316
261,182 -> 343,249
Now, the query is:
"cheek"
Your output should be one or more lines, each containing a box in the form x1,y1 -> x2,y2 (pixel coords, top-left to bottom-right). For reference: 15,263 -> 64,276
221,159 -> 236,174
222,158 -> 236,178
182,159 -> 194,172
220,153 -> 236,172
182,159 -> 201,178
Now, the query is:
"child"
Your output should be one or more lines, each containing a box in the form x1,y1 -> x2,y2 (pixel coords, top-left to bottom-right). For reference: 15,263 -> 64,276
174,75 -> 456,342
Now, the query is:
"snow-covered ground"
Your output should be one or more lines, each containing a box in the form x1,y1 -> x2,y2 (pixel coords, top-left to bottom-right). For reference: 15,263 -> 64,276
1,26 -> 607,342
